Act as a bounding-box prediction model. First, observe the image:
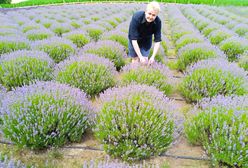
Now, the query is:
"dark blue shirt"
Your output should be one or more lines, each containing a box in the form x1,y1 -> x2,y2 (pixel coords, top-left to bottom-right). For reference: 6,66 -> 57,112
128,11 -> 162,50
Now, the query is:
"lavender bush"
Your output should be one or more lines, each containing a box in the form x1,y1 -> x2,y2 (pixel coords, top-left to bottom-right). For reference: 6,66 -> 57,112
86,25 -> 104,42
149,45 -> 166,64
82,40 -> 127,70
219,37 -> 248,61
25,29 -> 54,41
0,153 -> 27,168
33,37 -> 76,63
0,84 -> 6,123
208,29 -> 234,45
0,28 -> 19,37
0,36 -> 30,55
180,58 -> 248,102
50,23 -> 71,37
239,51 -> 248,71
225,20 -> 238,29
0,81 -> 91,150
161,36 -> 168,55
0,50 -> 54,90
103,31 -> 128,52
54,54 -> 117,97
232,23 -> 248,36
175,34 -> 203,51
95,85 -> 176,162
202,24 -> 219,36
184,95 -> 248,167
22,25 -> 39,34
177,43 -> 225,71
119,63 -> 173,95
63,30 -> 90,48
70,21 -> 82,29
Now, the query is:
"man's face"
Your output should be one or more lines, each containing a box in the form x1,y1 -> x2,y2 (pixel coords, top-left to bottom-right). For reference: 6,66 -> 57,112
145,9 -> 158,23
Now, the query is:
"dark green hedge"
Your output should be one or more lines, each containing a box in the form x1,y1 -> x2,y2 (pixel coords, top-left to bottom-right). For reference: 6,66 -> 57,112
0,0 -> 248,8
0,0 -> 11,4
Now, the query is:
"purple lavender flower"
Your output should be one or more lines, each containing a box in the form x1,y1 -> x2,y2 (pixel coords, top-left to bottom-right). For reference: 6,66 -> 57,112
96,84 -> 183,161
0,81 -> 92,149
185,94 -> 248,167
0,153 -> 27,168
0,50 -> 55,90
181,58 -> 248,102
81,40 -> 127,70
25,28 -> 54,41
32,37 -> 76,63
219,36 -> 248,61
0,36 -> 30,55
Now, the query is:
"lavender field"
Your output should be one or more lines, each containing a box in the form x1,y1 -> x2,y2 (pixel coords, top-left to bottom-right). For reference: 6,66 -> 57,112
0,3 -> 248,168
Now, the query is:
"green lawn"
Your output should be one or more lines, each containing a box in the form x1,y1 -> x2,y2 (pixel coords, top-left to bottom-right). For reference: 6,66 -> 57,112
0,0 -> 248,8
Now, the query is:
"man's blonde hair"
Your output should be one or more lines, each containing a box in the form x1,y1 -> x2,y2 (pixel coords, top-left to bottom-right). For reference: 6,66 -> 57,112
146,1 -> 160,13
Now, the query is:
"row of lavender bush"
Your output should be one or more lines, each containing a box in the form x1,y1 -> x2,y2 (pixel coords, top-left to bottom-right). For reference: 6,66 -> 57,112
165,5 -> 248,167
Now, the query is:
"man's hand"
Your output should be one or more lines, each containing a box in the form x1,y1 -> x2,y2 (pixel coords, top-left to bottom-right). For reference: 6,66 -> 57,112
139,56 -> 148,64
148,57 -> 155,65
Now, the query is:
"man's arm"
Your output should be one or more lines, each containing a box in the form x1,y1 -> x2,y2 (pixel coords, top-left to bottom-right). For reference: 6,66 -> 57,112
132,40 -> 147,63
149,42 -> 160,64
149,17 -> 162,65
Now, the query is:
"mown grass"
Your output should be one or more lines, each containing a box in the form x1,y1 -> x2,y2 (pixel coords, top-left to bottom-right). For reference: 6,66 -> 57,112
0,0 -> 248,8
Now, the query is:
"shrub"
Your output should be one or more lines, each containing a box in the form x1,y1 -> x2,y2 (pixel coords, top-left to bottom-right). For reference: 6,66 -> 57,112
63,30 -> 90,48
202,24 -> 219,36
107,20 -> 118,28
0,0 -> 11,4
25,29 -> 54,41
22,24 -> 40,33
184,95 -> 248,167
245,32 -> 248,40
82,40 -> 127,70
83,20 -> 91,25
33,37 -> 76,63
172,30 -> 192,42
85,25 -> 104,42
212,15 -> 229,25
239,51 -> 248,71
175,34 -> 203,51
54,54 -> 117,97
70,21 -> 81,29
0,81 -> 91,150
95,85 -> 177,162
208,29 -> 234,45
225,21 -> 237,29
103,31 -> 128,52
0,28 -> 19,37
0,50 -> 54,90
0,153 -> 26,168
51,23 -> 71,37
232,23 -> 248,36
0,36 -> 30,55
219,36 -> 248,61
98,21 -> 113,31
180,58 -> 248,102
161,37 -> 168,55
91,17 -> 99,22
149,47 -> 166,64
41,19 -> 52,28
177,43 -> 225,71
119,63 -> 173,95
0,85 -> 6,117
195,20 -> 209,31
